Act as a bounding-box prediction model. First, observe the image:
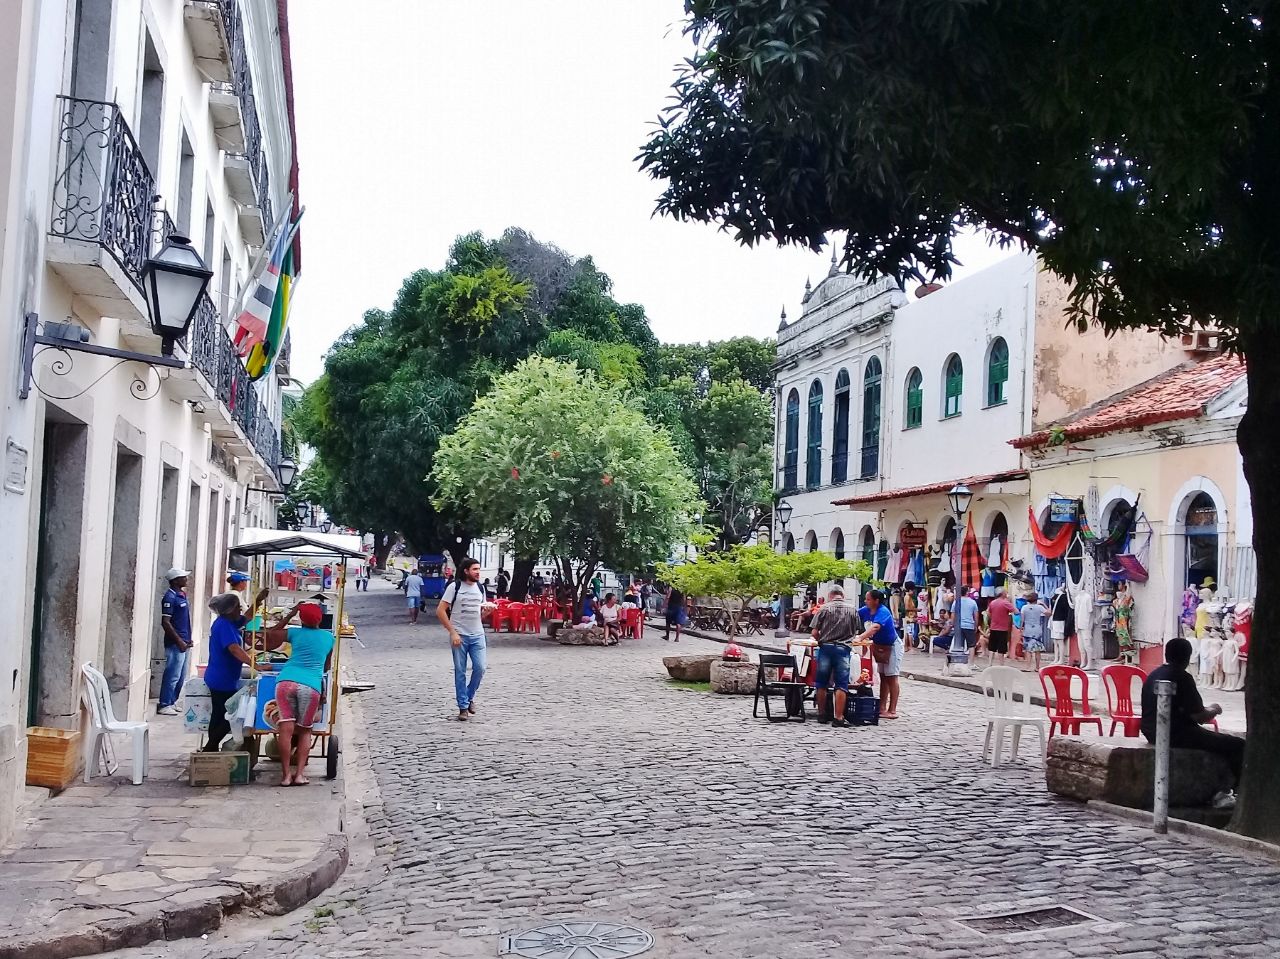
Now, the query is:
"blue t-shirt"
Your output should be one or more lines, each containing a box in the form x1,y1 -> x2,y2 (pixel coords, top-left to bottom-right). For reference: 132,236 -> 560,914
277,626 -> 334,692
161,587 -> 192,646
859,604 -> 899,645
204,617 -> 244,692
958,596 -> 980,630
581,596 -> 597,621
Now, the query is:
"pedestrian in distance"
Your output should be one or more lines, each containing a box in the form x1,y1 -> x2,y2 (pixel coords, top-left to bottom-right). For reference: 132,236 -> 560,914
955,584 -> 981,652
810,586 -> 864,728
985,587 -> 1016,665
664,585 -> 687,642
437,558 -> 487,722
1141,636 -> 1244,809
405,568 -> 424,624
860,589 -> 903,719
158,568 -> 193,715
1019,591 -> 1049,670
496,567 -> 510,599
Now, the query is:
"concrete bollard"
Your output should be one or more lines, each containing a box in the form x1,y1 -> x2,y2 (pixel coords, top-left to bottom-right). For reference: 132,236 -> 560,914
1153,679 -> 1174,834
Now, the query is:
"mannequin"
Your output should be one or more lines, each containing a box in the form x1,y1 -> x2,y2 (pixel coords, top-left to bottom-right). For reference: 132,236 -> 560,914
1049,587 -> 1073,666
1194,587 -> 1214,681
1223,601 -> 1251,691
1075,587 -> 1094,670
1113,581 -> 1135,662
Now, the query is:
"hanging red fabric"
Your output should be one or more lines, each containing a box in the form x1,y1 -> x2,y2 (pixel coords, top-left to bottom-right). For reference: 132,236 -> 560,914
1029,506 -> 1076,559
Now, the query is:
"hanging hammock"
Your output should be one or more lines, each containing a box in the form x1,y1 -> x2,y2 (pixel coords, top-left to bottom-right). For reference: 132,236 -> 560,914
1110,512 -> 1152,582
1028,506 -> 1076,559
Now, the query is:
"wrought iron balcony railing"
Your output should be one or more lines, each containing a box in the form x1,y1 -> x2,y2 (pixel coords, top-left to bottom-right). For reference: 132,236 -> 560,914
49,97 -> 156,289
216,0 -> 272,229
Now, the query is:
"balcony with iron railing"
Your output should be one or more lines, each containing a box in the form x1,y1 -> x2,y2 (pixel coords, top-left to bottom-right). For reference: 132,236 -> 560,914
215,0 -> 273,246
49,102 -> 280,477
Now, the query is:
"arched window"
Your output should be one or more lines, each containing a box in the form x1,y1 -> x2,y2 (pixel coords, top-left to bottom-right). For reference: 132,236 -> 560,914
804,530 -> 819,553
832,370 -> 851,483
988,512 -> 1009,568
806,379 -> 823,488
783,532 -> 795,554
904,367 -> 923,430
783,389 -> 799,490
986,337 -> 1009,406
831,528 -> 845,560
943,354 -> 963,418
860,526 -> 875,567
861,357 -> 882,478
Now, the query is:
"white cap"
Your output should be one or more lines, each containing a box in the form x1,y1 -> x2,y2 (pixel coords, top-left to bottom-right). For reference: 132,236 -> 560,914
165,567 -> 190,581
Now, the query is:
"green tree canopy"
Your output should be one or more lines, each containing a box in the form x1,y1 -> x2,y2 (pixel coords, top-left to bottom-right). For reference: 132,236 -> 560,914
639,0 -> 1279,840
432,357 -> 700,600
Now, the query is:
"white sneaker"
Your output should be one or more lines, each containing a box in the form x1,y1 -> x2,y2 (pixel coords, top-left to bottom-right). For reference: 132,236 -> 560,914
158,705 -> 180,716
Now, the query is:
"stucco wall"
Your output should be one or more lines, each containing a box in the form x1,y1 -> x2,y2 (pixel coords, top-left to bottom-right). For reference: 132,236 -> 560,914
1031,269 -> 1187,428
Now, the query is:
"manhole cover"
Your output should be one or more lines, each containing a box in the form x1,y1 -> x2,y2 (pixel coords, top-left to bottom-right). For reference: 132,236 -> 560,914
500,920 -> 654,958
957,906 -> 1095,935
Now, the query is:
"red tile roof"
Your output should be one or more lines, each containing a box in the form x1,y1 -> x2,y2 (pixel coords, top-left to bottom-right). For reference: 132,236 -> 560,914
831,470 -> 1029,507
1011,354 -> 1246,449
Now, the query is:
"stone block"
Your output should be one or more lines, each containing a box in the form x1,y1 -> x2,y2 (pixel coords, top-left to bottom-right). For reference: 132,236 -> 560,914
555,626 -> 617,647
663,655 -> 720,682
710,660 -> 761,695
1045,735 -> 1235,809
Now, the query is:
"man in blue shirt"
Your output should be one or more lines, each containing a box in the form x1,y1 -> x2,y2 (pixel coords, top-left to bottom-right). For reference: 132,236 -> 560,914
158,568 -> 193,715
956,584 -> 981,651
860,589 -> 903,720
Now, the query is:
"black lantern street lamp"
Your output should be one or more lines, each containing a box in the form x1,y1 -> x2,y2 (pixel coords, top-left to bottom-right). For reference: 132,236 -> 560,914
946,483 -> 973,670
947,483 -> 973,519
139,233 -> 213,355
275,456 -> 298,490
319,520 -> 333,534
774,497 -> 795,638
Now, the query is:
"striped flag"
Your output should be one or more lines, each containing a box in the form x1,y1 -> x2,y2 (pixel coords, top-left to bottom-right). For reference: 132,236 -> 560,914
243,238 -> 295,380
234,215 -> 296,357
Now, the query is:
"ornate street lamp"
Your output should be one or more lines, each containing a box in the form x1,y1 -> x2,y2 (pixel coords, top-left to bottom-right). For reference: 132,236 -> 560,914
946,483 -> 973,669
774,497 -> 794,638
139,233 -> 213,355
275,456 -> 298,490
319,520 -> 332,534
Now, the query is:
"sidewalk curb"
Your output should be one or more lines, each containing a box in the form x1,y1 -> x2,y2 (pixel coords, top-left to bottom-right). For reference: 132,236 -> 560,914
0,832 -> 349,959
1088,800 -> 1280,865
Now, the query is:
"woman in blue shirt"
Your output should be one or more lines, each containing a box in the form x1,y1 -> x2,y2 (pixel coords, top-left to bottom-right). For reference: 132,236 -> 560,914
202,593 -> 255,752
859,589 -> 903,720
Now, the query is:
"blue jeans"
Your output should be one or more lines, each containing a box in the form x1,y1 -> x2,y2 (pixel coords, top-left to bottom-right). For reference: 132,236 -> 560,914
814,644 -> 852,692
159,643 -> 189,708
452,633 -> 487,710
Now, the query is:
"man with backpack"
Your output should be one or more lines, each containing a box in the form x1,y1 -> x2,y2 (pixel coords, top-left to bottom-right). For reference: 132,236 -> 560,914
436,557 -> 487,721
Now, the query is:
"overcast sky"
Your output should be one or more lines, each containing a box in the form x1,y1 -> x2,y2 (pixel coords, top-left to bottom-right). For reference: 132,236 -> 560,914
286,0 -> 1014,383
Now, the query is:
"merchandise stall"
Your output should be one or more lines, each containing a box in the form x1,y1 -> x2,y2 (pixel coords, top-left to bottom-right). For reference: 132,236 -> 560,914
229,530 -> 364,779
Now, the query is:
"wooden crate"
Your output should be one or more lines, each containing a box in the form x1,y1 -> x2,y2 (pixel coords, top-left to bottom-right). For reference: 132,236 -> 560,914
26,726 -> 82,789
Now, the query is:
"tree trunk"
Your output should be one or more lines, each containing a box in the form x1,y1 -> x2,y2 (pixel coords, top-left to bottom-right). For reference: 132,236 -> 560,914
510,554 -> 536,602
371,531 -> 394,571
1231,335 -> 1280,842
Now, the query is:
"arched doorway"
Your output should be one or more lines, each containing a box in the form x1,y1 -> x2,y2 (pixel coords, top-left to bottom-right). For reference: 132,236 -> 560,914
831,528 -> 846,586
1183,492 -> 1219,589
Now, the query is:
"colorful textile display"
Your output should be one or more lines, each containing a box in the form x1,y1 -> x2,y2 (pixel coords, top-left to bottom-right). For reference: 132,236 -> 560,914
1029,507 -> 1076,559
959,514 -> 985,590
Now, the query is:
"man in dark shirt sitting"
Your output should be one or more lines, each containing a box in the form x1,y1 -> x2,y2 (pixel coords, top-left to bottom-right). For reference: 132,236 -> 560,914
1141,637 -> 1245,801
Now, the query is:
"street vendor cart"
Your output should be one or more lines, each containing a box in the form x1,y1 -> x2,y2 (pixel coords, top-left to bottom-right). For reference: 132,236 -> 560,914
227,529 -> 365,780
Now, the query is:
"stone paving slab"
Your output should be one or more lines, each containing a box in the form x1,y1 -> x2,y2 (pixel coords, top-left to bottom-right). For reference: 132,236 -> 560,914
103,585 -> 1279,959
0,686 -> 349,958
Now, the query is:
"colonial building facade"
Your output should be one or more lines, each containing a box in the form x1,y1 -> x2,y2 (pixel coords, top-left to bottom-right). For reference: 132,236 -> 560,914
0,0 -> 300,841
773,251 -> 1188,592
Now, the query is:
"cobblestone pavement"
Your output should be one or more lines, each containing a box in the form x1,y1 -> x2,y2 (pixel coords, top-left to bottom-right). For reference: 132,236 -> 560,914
112,583 -> 1280,959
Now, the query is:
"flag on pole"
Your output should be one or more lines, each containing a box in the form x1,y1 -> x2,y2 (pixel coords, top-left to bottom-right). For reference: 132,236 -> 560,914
243,239 -> 295,381
233,221 -> 291,356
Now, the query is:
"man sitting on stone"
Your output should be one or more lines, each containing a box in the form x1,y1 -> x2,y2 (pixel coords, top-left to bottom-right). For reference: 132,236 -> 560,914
1141,636 -> 1245,808
810,587 -> 864,729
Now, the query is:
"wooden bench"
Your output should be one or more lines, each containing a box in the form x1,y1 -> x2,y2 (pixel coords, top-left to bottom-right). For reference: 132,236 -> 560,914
1046,735 -> 1235,809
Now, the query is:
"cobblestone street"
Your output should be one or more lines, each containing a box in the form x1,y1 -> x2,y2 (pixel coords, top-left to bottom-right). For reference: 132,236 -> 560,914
116,584 -> 1280,959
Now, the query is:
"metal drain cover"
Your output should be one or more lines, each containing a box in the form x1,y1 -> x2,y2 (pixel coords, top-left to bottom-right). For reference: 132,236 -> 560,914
957,905 -> 1096,935
500,920 -> 654,958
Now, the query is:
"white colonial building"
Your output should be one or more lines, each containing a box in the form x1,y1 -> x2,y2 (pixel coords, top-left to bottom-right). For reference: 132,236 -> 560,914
773,250 -> 1188,591
0,0 -> 301,841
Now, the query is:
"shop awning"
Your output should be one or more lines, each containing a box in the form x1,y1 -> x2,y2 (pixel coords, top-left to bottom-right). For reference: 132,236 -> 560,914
231,528 -> 366,559
831,469 -> 1028,508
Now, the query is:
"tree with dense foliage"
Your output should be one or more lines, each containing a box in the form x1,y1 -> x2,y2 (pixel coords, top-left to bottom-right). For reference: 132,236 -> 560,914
661,544 -> 870,635
433,357 -> 700,603
294,228 -> 663,584
639,0 -> 1278,840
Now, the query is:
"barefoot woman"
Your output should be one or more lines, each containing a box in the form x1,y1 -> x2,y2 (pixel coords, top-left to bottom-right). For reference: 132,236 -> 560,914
266,602 -> 333,786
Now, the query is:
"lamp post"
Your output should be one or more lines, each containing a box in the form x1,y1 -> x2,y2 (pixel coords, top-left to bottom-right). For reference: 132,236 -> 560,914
774,498 -> 793,638
946,483 -> 973,668
247,455 -> 298,495
319,519 -> 333,534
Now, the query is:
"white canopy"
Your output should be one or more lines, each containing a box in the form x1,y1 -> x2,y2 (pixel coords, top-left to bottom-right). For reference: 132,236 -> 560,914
232,527 -> 366,560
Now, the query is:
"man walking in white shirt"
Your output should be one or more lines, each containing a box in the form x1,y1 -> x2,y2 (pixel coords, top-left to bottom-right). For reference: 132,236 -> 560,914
437,557 -> 487,721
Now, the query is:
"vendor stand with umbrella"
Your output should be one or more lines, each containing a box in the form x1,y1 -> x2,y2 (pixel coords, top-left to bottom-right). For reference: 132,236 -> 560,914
227,530 -> 365,780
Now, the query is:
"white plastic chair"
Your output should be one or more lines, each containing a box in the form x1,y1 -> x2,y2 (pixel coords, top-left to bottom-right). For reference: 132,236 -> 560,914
81,662 -> 149,784
980,665 -> 1046,767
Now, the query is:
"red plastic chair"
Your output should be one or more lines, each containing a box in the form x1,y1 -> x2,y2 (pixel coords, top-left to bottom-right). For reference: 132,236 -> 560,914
1101,663 -> 1147,737
1038,665 -> 1105,737
619,607 -> 642,639
492,603 -> 520,632
521,603 -> 542,633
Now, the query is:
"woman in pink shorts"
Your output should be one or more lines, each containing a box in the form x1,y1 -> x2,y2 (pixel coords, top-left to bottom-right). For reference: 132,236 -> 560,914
265,602 -> 334,786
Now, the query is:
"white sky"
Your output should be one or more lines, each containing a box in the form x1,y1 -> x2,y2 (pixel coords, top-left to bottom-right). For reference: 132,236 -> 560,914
287,0 -> 1014,383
